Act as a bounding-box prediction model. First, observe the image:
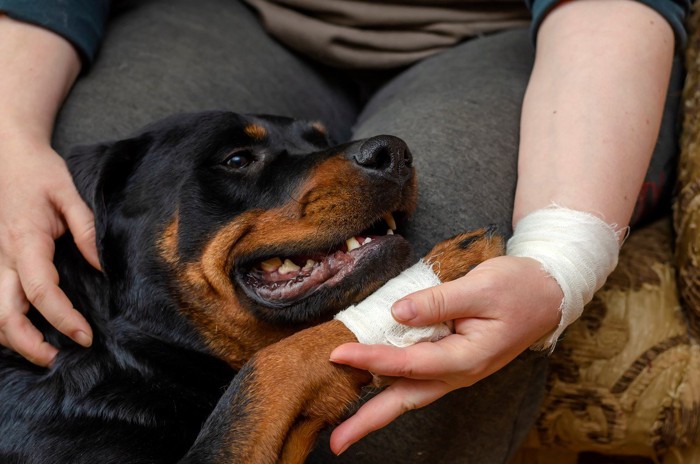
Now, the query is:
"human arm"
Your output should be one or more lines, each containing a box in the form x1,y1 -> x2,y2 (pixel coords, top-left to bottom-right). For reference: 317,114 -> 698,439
0,15 -> 99,366
327,0 -> 676,454
515,0 -> 674,226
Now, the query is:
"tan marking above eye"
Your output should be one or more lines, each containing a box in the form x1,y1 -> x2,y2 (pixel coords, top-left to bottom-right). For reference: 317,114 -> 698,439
244,124 -> 268,140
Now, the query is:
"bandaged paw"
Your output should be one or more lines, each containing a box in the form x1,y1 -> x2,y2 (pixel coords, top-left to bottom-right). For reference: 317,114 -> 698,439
507,205 -> 624,351
335,260 -> 451,347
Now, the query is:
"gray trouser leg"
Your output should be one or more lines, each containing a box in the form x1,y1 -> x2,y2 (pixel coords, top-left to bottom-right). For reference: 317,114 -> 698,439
310,351 -> 548,464
309,30 -> 549,464
52,0 -> 359,152
354,29 -> 534,257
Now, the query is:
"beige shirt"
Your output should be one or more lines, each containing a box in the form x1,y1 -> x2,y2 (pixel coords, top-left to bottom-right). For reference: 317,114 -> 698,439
244,0 -> 531,69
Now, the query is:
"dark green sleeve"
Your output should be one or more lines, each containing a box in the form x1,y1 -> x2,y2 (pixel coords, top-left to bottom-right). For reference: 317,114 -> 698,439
526,0 -> 691,48
0,0 -> 111,65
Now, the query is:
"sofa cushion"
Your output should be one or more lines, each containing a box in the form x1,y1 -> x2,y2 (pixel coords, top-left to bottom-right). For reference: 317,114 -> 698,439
523,219 -> 700,461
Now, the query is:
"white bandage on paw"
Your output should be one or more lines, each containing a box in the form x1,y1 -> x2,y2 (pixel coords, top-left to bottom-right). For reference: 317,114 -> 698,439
334,260 -> 452,347
506,205 -> 624,351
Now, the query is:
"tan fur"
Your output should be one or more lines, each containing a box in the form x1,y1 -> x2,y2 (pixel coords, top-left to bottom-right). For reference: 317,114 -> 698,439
173,215 -> 291,368
234,157 -> 416,260
229,320 -> 367,463
244,124 -> 268,140
425,228 -> 504,282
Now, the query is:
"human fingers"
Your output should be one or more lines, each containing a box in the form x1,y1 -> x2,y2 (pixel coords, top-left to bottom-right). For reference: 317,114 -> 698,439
330,378 -> 451,455
1,314 -> 60,367
0,268 -> 58,366
329,334 -> 488,381
53,184 -> 100,270
14,232 -> 92,347
390,272 -> 494,326
393,256 -> 565,331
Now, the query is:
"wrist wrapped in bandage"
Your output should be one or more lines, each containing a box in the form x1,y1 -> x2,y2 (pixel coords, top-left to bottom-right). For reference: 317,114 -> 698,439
506,205 -> 624,351
334,260 -> 452,347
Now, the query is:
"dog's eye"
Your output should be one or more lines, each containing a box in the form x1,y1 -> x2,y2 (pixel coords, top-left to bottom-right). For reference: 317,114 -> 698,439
223,150 -> 255,169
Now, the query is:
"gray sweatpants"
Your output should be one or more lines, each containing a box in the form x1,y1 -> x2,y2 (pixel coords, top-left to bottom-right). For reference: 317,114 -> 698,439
51,0 -> 681,462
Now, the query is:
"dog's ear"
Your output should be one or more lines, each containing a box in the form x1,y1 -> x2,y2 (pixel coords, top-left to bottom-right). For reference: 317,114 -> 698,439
65,135 -> 151,261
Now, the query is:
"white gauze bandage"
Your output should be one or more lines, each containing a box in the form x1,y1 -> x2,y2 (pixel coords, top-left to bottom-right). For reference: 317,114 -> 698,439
334,260 -> 452,347
506,205 -> 623,350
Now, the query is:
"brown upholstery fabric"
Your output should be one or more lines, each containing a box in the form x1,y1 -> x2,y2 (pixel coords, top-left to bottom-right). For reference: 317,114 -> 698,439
676,4 -> 700,341
518,220 -> 700,463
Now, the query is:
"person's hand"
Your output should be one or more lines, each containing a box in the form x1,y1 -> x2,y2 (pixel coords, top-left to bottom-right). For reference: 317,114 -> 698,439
0,135 -> 100,366
327,255 -> 563,455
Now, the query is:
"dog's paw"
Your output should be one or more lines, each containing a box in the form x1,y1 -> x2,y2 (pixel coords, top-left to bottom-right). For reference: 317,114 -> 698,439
423,226 -> 504,283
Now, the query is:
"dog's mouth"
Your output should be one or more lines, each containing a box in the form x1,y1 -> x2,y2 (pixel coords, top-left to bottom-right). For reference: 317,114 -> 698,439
236,212 -> 408,308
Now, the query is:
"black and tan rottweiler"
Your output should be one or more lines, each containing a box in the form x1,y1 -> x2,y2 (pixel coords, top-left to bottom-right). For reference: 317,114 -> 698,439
0,111 -> 502,463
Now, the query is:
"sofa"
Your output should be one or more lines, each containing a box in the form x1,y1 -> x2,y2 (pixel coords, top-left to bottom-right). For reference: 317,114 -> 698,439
511,6 -> 700,464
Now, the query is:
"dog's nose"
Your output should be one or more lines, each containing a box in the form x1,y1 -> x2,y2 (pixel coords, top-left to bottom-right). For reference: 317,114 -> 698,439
354,135 -> 413,182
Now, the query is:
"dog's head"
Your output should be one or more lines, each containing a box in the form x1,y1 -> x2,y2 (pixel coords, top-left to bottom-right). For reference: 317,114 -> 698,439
67,111 -> 417,366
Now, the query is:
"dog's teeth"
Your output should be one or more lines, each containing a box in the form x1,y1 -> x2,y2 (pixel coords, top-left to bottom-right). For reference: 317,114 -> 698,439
346,237 -> 361,252
363,237 -> 372,245
383,213 -> 397,231
386,229 -> 394,235
278,259 -> 301,274
303,259 -> 316,270
260,257 -> 283,272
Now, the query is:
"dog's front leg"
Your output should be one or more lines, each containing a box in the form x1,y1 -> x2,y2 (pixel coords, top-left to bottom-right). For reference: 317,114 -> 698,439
179,320 -> 368,464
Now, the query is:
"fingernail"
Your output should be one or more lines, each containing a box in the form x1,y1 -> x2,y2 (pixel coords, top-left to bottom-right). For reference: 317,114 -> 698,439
392,299 -> 416,322
329,347 -> 343,363
47,351 -> 58,368
74,330 -> 92,348
46,346 -> 59,368
336,443 -> 350,456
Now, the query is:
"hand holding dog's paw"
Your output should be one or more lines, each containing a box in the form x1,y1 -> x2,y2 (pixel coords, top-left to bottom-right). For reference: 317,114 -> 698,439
0,137 -> 99,366
328,255 -> 562,455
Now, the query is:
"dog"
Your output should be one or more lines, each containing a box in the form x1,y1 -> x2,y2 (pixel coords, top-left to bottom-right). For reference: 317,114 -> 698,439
0,111 -> 503,463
